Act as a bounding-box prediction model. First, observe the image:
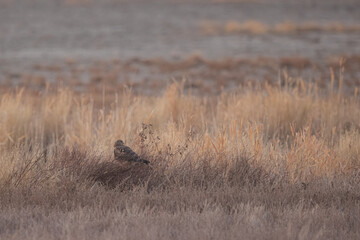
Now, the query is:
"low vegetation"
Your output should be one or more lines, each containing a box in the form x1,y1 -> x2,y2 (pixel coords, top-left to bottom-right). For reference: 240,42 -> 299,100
200,20 -> 360,35
0,71 -> 359,239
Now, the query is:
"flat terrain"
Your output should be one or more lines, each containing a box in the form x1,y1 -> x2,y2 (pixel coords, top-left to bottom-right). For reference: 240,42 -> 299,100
0,1 -> 360,239
1,0 -> 360,60
0,0 -> 360,95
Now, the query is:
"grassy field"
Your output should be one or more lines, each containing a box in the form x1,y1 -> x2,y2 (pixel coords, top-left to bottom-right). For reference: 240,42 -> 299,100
1,0 -> 359,238
0,63 -> 359,239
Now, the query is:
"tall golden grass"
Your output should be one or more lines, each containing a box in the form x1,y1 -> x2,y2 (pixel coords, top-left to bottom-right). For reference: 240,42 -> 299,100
1,71 -> 360,239
0,76 -> 359,188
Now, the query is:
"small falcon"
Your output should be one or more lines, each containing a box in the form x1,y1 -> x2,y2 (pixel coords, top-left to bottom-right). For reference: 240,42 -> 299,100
114,140 -> 150,165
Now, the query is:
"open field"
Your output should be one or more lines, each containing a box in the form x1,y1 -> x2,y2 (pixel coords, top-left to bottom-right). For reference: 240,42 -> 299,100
1,0 -> 359,62
1,0 -> 360,239
2,55 -> 360,96
200,20 -> 360,35
0,77 -> 360,239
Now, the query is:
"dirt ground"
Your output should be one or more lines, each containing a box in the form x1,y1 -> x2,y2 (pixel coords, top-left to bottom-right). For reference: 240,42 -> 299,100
0,0 -> 359,95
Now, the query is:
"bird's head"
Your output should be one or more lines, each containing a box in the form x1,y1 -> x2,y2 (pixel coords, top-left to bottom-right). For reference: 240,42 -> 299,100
114,139 -> 125,147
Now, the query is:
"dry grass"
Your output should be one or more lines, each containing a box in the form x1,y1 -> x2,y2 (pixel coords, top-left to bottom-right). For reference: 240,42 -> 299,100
201,20 -> 360,35
0,76 -> 360,239
5,55 -> 360,97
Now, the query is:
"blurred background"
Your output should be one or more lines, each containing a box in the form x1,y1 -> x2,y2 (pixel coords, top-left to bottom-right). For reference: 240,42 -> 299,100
0,0 -> 359,95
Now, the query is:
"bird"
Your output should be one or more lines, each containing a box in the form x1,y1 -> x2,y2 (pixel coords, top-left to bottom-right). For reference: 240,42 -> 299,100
114,140 -> 150,165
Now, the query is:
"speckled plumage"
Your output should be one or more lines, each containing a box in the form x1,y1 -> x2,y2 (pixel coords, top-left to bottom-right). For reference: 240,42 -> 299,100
114,140 -> 150,165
